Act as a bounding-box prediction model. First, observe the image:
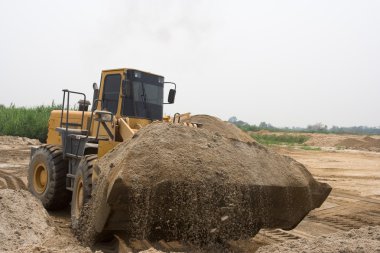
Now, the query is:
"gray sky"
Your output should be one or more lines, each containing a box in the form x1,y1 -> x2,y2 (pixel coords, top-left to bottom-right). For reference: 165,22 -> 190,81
0,0 -> 379,127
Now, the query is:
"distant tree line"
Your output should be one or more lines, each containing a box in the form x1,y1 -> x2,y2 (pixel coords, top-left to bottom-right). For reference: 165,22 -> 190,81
228,116 -> 380,135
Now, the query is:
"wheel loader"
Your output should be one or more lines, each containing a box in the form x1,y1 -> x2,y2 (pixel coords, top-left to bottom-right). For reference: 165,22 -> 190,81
28,68 -> 179,219
28,68 -> 331,245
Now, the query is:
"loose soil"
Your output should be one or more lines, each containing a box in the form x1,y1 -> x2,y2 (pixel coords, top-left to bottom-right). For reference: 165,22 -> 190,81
257,226 -> 380,253
337,136 -> 380,152
186,115 -> 254,143
0,136 -> 38,190
0,189 -> 92,253
77,121 -> 328,245
0,136 -> 40,146
306,133 -> 380,152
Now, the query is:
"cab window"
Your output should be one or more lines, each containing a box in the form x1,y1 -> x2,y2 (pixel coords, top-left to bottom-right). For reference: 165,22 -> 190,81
102,74 -> 121,114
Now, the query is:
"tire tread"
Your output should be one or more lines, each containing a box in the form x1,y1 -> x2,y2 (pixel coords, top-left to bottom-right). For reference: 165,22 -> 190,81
28,145 -> 71,210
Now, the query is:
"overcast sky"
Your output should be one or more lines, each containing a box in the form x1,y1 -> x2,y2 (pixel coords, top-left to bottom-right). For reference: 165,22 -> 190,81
0,0 -> 379,127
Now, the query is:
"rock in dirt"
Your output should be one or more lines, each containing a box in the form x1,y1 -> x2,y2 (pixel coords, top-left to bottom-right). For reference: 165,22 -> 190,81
257,226 -> 380,253
186,114 -> 254,143
0,189 -> 92,253
77,120 -> 330,245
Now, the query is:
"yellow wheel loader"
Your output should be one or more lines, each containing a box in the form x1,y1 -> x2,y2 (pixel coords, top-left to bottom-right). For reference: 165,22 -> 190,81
28,68 -> 331,245
28,68 -> 177,217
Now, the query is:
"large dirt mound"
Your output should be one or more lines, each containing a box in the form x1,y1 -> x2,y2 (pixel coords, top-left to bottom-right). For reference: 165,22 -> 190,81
0,189 -> 92,253
0,189 -> 55,251
304,133 -> 347,147
337,136 -> 380,152
257,226 -> 380,253
77,122 -> 330,245
186,114 -> 254,143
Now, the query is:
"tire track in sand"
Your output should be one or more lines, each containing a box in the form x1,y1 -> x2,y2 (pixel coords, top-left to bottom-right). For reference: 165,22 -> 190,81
0,169 -> 26,190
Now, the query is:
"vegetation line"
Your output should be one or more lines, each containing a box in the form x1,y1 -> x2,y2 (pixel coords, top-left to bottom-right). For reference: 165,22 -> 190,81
250,133 -> 309,146
0,104 -> 59,142
229,116 -> 380,135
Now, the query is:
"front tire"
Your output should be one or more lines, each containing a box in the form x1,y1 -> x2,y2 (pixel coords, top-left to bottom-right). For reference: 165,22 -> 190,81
28,145 -> 71,210
71,155 -> 97,229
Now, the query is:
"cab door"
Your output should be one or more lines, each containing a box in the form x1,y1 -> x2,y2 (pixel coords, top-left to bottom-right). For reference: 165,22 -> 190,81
92,70 -> 124,140
101,74 -> 122,115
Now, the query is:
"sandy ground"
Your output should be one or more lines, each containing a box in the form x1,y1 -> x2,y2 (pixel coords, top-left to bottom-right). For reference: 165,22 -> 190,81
253,130 -> 380,152
257,226 -> 380,253
305,132 -> 380,149
0,137 -> 93,253
0,133 -> 380,252
249,146 -> 380,253
0,189 -> 93,253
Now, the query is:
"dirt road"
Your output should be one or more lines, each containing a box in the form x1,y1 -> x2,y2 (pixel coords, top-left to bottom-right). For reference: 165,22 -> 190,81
0,135 -> 379,252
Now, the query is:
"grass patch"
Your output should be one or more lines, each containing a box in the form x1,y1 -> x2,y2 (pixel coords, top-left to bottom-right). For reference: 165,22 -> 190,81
299,146 -> 321,151
0,104 -> 59,142
251,133 -> 310,146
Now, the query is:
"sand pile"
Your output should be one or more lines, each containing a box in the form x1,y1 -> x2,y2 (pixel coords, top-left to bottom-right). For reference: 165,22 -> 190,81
77,120 -> 330,245
0,136 -> 40,146
0,189 -> 92,253
258,226 -> 380,253
337,136 -> 380,152
186,114 -> 254,143
304,133 -> 346,147
0,189 -> 55,251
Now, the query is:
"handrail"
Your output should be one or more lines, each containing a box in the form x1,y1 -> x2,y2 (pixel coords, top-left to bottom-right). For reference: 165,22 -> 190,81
86,99 -> 102,139
59,89 -> 87,132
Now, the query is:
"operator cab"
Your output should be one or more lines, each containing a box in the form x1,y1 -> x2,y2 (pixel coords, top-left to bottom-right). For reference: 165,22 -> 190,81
98,68 -> 176,121
53,68 -> 176,160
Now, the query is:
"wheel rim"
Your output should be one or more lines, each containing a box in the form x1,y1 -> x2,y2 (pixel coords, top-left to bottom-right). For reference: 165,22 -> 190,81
33,162 -> 48,194
75,176 -> 84,218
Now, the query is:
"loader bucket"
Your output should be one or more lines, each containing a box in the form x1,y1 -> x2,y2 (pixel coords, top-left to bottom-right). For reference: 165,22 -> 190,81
101,176 -> 331,241
78,122 -> 331,244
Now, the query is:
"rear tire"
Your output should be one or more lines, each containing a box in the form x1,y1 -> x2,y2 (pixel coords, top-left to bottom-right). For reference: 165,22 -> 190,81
71,155 -> 97,229
28,145 -> 71,210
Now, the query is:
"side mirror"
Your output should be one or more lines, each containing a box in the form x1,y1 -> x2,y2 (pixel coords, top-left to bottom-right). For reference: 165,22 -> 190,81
92,83 -> 99,111
164,82 -> 176,104
168,89 -> 176,104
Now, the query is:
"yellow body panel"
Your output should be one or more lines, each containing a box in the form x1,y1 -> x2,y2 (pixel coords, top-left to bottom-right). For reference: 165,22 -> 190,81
98,140 -> 119,158
118,118 -> 135,141
127,117 -> 151,129
46,109 -> 153,157
47,110 -> 92,145
91,118 -> 117,140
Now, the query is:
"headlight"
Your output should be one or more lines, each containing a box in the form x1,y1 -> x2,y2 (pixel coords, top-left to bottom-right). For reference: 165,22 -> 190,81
100,113 -> 112,122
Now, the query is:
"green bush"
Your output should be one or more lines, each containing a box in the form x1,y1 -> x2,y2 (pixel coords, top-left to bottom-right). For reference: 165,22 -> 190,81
251,133 -> 309,146
0,105 -> 59,142
299,146 -> 321,151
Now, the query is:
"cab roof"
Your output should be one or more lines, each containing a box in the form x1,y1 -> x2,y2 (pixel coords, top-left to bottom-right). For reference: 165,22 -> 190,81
101,68 -> 162,77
